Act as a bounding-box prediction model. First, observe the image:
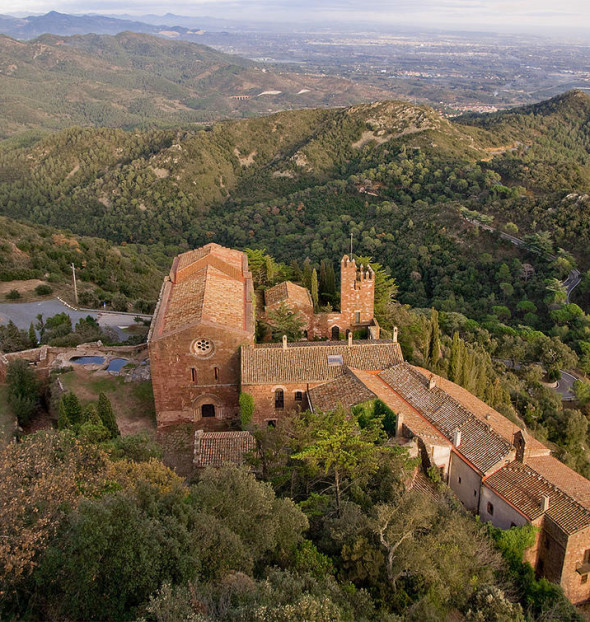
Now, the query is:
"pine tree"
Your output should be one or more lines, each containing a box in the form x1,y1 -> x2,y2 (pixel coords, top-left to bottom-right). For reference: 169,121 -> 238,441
82,403 -> 101,426
311,268 -> 319,311
97,392 -> 120,438
290,259 -> 302,282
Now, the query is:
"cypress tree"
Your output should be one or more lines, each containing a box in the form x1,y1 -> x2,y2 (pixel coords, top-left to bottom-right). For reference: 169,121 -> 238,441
97,392 -> 120,438
428,309 -> 441,368
28,323 -> 37,347
311,268 -> 319,311
60,392 -> 83,427
82,403 -> 101,426
448,332 -> 461,382
303,258 -> 313,291
57,399 -> 71,430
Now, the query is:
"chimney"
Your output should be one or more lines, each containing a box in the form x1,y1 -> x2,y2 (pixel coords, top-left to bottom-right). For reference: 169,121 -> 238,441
393,326 -> 398,343
348,331 -> 353,347
541,495 -> 550,512
428,375 -> 436,390
453,428 -> 462,447
282,335 -> 288,350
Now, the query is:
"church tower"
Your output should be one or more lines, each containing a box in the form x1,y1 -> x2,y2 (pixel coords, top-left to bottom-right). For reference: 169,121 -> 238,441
339,255 -> 375,328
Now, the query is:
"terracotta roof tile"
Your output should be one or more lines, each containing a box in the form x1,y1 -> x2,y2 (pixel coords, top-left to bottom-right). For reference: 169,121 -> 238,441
265,281 -> 312,308
241,341 -> 403,385
308,369 -> 377,412
484,461 -> 590,535
150,245 -> 254,339
379,363 -> 512,473
193,431 -> 257,468
349,368 -> 451,446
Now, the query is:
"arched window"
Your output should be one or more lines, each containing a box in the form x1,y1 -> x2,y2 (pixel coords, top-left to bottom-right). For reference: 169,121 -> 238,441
331,326 -> 340,340
274,389 -> 284,409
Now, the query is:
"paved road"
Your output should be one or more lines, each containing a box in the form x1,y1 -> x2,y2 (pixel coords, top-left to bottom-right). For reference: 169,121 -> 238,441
495,358 -> 577,401
0,299 -> 148,341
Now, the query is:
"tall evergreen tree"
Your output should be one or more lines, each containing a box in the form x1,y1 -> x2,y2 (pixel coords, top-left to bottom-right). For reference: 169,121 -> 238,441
97,392 -> 120,438
448,332 -> 462,382
428,309 -> 441,368
311,269 -> 319,311
59,392 -> 83,427
302,258 -> 313,291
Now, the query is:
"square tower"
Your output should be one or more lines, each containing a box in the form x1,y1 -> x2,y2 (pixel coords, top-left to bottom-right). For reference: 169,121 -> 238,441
340,255 -> 375,328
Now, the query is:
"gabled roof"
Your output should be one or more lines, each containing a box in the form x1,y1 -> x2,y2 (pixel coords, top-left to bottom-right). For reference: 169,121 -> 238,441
265,281 -> 313,309
379,363 -> 512,474
193,431 -> 257,468
149,244 -> 254,341
308,368 -> 377,412
241,340 -> 403,385
484,461 -> 590,535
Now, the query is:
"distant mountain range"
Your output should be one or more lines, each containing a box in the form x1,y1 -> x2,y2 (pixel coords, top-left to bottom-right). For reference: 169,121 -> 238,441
0,31 -> 394,138
0,11 -> 197,40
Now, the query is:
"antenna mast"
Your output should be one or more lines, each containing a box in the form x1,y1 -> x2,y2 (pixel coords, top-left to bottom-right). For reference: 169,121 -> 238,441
350,232 -> 353,257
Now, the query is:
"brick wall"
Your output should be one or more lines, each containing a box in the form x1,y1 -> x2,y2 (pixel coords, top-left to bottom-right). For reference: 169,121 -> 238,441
150,322 -> 253,428
558,525 -> 590,603
242,381 -> 322,425
340,256 -> 375,328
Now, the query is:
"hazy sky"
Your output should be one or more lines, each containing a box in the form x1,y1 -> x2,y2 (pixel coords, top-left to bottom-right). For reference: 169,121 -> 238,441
2,0 -> 589,33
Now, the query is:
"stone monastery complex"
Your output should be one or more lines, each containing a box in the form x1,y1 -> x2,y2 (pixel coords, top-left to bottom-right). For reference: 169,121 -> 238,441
149,242 -> 590,604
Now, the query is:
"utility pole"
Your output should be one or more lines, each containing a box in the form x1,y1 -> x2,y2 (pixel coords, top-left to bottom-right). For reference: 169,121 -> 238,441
71,263 -> 78,306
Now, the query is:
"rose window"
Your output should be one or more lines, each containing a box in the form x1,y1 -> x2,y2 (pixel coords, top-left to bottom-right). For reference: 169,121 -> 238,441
192,338 -> 213,356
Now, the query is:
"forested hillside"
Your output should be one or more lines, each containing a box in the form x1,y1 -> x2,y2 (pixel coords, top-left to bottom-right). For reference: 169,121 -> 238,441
0,31 -> 393,137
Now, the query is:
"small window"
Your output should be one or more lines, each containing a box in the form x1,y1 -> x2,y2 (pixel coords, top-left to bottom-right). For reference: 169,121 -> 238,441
295,391 -> 303,402
327,354 -> 344,366
474,490 -> 477,497
354,311 -> 361,324
582,574 -> 588,585
487,502 -> 494,516
267,419 -> 277,428
458,476 -> 462,484
202,404 -> 215,418
214,367 -> 219,381
331,326 -> 340,340
275,389 -> 284,409
191,368 -> 197,384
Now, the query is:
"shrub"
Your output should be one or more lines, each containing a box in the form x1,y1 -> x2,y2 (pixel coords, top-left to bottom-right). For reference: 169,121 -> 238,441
111,293 -> 129,312
239,392 -> 254,429
6,289 -> 20,300
35,284 -> 53,296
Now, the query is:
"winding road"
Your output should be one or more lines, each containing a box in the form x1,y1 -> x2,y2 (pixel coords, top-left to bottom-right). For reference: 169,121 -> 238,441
464,217 -> 581,301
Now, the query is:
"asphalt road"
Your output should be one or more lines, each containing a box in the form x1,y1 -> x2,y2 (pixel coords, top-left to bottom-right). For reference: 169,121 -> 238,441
0,299 -> 147,341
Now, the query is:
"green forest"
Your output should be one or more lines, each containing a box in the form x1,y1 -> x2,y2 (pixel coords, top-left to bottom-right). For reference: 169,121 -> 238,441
2,89 -> 590,620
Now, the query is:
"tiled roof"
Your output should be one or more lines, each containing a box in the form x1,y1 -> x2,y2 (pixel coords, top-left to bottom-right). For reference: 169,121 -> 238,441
241,341 -> 403,385
150,244 -> 254,339
414,368 -> 549,457
379,363 -> 512,474
193,431 -> 257,468
484,461 -> 590,535
350,368 -> 451,446
526,456 -> 590,511
265,281 -> 312,308
308,369 -> 377,412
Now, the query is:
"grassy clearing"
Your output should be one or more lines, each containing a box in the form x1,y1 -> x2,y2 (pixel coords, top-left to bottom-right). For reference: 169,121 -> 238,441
60,368 -> 156,436
0,385 -> 15,446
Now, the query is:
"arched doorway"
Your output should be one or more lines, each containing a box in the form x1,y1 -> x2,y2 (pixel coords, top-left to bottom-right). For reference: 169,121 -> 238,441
201,403 -> 215,418
331,326 -> 340,340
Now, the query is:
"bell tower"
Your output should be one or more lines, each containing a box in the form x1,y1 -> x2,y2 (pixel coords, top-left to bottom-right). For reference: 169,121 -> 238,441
339,255 -> 375,328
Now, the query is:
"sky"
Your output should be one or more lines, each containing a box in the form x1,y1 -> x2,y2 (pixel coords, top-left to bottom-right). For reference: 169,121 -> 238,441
2,0 -> 589,34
